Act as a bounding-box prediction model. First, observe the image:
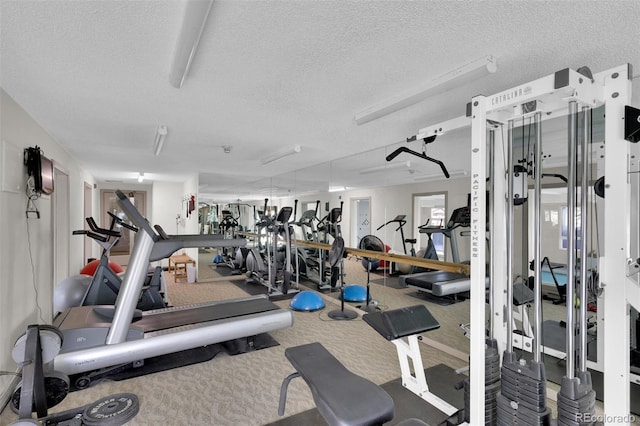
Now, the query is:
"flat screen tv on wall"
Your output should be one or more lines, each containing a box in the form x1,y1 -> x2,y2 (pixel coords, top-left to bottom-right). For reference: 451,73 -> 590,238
24,146 -> 54,195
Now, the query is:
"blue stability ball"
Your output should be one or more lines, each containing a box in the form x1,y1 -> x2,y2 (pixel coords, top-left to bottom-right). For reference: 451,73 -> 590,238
290,291 -> 325,312
342,284 -> 371,302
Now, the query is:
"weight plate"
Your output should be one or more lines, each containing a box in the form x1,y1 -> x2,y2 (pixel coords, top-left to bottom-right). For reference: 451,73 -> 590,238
82,393 -> 139,426
11,371 -> 70,414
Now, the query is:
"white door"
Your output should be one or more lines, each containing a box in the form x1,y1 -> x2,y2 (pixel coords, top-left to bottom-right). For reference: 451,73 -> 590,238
351,197 -> 370,247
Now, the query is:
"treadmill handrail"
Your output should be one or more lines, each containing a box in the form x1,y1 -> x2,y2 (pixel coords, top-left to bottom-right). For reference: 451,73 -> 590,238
150,235 -> 246,262
114,191 -> 247,261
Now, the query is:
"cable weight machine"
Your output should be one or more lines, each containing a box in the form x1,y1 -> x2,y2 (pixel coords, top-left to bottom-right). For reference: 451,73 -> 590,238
469,64 -> 636,425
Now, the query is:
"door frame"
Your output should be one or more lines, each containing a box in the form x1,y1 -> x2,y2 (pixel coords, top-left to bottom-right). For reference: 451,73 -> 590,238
83,182 -> 93,263
52,161 -> 70,291
100,189 -> 146,266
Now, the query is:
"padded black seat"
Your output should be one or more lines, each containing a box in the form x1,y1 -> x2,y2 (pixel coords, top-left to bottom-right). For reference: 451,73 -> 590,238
363,304 -> 440,341
279,342 -> 394,426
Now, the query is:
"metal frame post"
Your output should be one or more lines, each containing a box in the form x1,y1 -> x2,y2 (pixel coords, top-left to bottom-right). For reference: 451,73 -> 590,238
602,64 -> 633,419
566,100 -> 578,378
470,94 -> 488,426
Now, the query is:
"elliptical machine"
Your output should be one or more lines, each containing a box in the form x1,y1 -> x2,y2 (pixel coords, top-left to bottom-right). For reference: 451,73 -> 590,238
292,200 -> 331,291
245,199 -> 299,298
214,209 -> 245,274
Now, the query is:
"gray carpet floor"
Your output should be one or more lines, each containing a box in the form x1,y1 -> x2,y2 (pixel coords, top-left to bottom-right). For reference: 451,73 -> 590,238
1,253 -> 619,425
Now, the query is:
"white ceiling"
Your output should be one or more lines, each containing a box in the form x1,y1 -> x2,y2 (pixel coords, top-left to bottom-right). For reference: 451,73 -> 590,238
1,0 -> 639,203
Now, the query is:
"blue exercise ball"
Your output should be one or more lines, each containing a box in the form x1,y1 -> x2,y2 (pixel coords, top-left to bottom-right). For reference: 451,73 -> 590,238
290,291 -> 325,312
341,284 -> 371,302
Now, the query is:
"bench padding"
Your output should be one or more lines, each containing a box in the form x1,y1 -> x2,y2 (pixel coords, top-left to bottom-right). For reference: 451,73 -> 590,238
284,342 -> 394,426
363,305 -> 439,341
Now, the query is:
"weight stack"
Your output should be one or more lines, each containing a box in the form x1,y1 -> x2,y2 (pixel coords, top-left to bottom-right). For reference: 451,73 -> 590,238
556,372 -> 596,425
464,339 -> 501,425
496,351 -> 552,425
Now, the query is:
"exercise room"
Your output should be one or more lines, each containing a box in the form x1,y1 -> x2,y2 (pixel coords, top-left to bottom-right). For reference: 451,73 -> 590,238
1,1 -> 639,425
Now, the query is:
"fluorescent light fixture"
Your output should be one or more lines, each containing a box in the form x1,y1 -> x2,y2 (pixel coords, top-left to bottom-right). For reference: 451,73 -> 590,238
153,125 -> 168,156
169,0 -> 214,88
355,55 -> 497,125
413,169 -> 469,181
359,161 -> 411,175
329,186 -> 347,192
137,173 -> 144,183
261,144 -> 301,165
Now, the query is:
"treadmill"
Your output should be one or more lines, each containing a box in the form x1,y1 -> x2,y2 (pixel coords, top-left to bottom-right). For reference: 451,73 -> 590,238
399,206 -> 476,298
52,190 -> 293,377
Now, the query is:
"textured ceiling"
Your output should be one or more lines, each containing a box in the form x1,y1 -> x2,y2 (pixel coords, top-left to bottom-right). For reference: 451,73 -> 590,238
1,0 -> 639,202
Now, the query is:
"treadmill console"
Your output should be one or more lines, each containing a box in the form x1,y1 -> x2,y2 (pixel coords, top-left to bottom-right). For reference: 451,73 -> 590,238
447,206 -> 471,228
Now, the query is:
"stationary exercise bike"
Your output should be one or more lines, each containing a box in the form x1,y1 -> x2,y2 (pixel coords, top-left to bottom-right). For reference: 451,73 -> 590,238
54,212 -> 166,312
362,215 -> 435,274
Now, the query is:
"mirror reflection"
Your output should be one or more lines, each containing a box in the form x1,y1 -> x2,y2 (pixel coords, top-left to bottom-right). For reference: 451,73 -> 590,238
196,140 -> 474,353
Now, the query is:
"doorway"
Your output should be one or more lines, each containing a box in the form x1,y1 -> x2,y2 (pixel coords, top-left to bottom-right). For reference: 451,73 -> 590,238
83,182 -> 93,264
101,190 -> 146,266
412,193 -> 446,259
351,197 -> 371,247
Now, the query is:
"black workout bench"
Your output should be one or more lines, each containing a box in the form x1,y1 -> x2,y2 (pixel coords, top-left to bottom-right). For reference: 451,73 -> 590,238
278,342 -> 395,426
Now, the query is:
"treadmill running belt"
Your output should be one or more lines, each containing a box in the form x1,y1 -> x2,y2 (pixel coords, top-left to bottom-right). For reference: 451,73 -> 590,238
404,271 -> 467,289
135,298 -> 280,333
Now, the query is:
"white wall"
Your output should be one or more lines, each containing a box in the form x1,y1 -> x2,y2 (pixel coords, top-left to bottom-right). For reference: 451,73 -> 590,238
0,91 -> 201,405
0,89 -> 94,400
183,175 -> 200,266
151,180 -> 199,268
